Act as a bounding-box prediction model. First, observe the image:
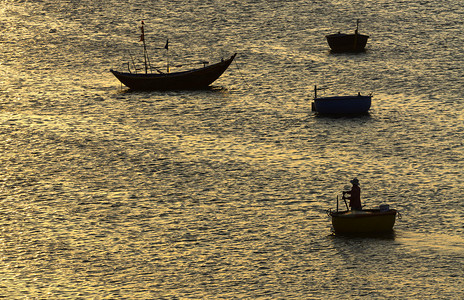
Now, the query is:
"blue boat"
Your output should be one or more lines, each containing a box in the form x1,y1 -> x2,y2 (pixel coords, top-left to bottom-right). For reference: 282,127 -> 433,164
311,86 -> 372,114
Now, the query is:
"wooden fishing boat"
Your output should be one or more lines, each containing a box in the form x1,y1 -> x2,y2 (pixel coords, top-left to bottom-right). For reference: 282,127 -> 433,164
110,21 -> 236,90
326,20 -> 369,52
311,86 -> 372,114
329,208 -> 397,234
111,53 -> 236,90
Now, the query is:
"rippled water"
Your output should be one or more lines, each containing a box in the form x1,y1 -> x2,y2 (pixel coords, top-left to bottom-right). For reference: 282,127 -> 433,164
1,0 -> 463,298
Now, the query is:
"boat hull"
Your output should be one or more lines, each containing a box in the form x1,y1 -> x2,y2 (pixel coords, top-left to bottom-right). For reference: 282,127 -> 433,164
326,33 -> 369,52
313,95 -> 371,114
330,209 -> 397,234
111,53 -> 236,90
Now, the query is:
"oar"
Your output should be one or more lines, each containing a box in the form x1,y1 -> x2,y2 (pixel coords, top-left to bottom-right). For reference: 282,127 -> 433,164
342,194 -> 349,211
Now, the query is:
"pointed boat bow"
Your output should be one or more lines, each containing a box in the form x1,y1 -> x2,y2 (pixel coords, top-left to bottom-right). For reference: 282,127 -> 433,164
111,53 -> 236,90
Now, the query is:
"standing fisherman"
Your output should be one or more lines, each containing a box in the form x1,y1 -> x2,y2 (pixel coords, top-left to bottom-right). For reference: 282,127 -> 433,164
343,178 -> 362,210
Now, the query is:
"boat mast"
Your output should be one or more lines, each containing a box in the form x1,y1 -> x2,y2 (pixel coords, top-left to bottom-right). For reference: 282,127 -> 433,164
165,39 -> 170,73
140,21 -> 148,74
354,19 -> 359,50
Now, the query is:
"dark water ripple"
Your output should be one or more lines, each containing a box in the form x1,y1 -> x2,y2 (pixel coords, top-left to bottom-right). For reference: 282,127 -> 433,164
1,0 -> 463,298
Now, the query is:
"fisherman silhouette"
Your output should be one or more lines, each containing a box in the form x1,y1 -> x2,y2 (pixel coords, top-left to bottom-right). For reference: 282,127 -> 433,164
343,178 -> 362,210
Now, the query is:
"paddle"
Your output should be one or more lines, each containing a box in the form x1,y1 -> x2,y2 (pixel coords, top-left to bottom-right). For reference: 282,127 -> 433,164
342,192 -> 349,211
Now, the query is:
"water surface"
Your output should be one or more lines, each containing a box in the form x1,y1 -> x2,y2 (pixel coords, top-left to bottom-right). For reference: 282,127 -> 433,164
0,0 -> 463,298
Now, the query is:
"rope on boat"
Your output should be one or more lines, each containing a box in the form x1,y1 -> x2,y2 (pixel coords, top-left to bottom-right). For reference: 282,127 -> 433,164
233,59 -> 251,89
326,208 -> 333,217
121,60 -> 210,74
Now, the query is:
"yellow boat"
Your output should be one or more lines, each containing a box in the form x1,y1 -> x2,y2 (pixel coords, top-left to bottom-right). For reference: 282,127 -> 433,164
329,206 -> 397,234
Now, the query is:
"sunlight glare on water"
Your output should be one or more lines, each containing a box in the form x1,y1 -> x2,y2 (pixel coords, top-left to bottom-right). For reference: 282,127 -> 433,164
0,0 -> 463,298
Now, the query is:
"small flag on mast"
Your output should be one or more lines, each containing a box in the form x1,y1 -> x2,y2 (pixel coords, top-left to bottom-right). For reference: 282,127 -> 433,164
140,21 -> 145,42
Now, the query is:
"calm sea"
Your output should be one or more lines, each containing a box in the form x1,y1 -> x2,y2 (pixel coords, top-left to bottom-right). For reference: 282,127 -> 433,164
1,0 -> 463,298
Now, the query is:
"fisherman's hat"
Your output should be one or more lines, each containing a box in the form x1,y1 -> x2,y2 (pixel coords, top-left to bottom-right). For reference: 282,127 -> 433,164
350,178 -> 360,185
